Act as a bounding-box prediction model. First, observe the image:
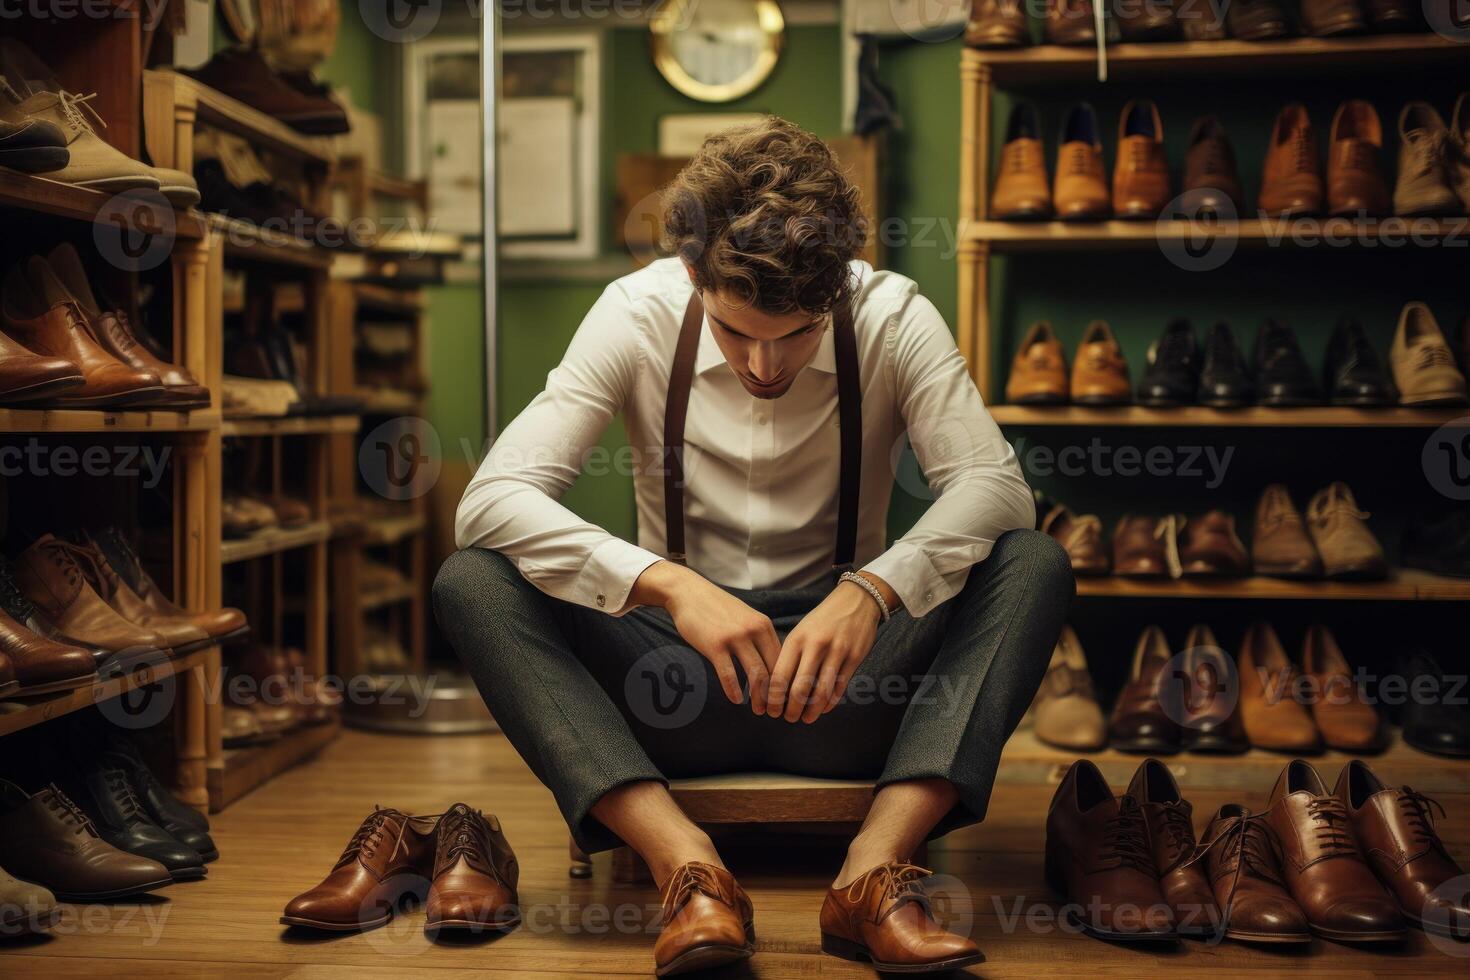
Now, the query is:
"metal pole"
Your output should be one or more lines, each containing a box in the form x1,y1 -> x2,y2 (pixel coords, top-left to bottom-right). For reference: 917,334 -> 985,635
480,3 -> 499,438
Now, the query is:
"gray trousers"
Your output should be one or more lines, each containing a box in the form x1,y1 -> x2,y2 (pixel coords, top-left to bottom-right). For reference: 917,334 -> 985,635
433,528 -> 1073,854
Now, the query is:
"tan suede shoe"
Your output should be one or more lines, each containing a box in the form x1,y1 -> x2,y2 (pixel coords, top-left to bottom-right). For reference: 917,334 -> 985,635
821,863 -> 983,971
1005,321 -> 1068,404
1114,99 -> 1171,220
1259,104 -> 1323,218
654,862 -> 753,976
1390,301 -> 1468,406
1394,102 -> 1460,217
1327,100 -> 1390,216
1071,319 -> 1131,405
993,102 -> 1052,220
1305,482 -> 1388,580
0,70 -> 158,193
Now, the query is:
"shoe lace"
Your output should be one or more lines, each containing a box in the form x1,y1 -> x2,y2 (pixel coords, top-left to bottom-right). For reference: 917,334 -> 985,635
43,786 -> 99,837
1157,801 -> 1197,869
1411,131 -> 1448,178
336,808 -> 409,869
661,862 -> 732,924
1291,128 -> 1315,173
1398,787 -> 1447,851
1257,488 -> 1301,533
437,805 -> 490,867
1307,485 -> 1370,526
56,90 -> 105,136
1304,797 -> 1357,856
843,863 -> 932,921
102,313 -> 141,357
1416,344 -> 1455,370
102,769 -> 146,823
1154,514 -> 1184,579
44,537 -> 111,598
1062,142 -> 1094,176
1337,140 -> 1378,175
1187,809 -> 1283,930
1061,514 -> 1102,552
1097,796 -> 1156,875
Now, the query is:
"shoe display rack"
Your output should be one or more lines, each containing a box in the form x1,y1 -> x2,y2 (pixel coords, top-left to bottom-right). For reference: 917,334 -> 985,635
326,162 -> 432,680
142,68 -> 354,811
957,31 -> 1470,604
0,17 -> 214,810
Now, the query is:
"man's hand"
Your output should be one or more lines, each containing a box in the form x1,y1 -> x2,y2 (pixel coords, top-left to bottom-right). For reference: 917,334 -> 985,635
767,574 -> 892,724
627,561 -> 779,713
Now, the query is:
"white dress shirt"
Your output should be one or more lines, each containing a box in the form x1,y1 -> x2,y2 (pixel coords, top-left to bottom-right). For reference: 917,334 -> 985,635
455,258 -> 1035,619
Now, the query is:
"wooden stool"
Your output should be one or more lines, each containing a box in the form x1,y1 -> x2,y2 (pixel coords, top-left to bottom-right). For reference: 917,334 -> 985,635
570,773 -> 923,883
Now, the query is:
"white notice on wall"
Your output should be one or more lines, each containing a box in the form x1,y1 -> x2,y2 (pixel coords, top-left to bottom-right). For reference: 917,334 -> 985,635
497,96 -> 578,238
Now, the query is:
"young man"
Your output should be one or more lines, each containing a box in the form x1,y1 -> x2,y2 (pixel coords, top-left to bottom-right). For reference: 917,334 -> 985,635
435,116 -> 1072,975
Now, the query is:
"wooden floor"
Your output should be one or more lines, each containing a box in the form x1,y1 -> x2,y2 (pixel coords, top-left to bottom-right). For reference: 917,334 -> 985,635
6,728 -> 1470,978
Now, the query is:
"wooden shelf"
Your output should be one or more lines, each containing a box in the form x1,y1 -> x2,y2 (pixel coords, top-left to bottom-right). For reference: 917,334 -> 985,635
1074,569 -> 1470,601
0,407 -> 219,434
0,169 -> 205,239
145,70 -> 333,166
221,414 -> 361,437
962,216 -> 1470,251
220,520 -> 332,564
350,282 -> 425,315
360,578 -> 417,612
0,648 -> 211,738
362,512 -> 427,546
209,716 -> 340,811
357,389 -> 422,414
964,33 -> 1470,85
209,215 -> 334,270
990,405 -> 1470,428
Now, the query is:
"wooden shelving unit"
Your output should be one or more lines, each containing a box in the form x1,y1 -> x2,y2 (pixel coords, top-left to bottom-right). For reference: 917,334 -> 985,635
960,216 -> 1470,252
0,648 -> 213,739
990,405 -> 1470,428
1074,569 -> 1470,601
143,66 -> 347,810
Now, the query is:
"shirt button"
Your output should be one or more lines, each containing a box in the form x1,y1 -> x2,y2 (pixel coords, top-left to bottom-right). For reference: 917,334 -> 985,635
596,594 -> 607,608
924,591 -> 933,603
756,414 -> 769,426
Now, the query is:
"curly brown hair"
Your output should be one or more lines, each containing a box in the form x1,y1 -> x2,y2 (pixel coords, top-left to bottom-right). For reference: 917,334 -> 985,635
660,116 -> 868,316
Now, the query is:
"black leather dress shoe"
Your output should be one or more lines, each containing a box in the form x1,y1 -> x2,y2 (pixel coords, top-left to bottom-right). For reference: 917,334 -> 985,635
62,755 -> 206,879
1198,322 -> 1254,407
1137,319 -> 1199,407
1252,319 -> 1321,406
1400,651 -> 1470,757
97,736 -> 218,862
1401,509 -> 1470,578
1324,316 -> 1396,406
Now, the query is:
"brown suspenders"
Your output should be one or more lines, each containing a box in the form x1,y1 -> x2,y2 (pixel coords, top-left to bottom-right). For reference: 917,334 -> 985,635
662,290 -> 862,570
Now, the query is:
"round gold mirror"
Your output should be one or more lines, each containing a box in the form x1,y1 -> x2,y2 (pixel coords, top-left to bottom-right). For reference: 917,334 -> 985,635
650,0 -> 785,103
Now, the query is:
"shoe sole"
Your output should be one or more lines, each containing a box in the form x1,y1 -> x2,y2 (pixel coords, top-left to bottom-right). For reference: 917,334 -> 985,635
821,932 -> 984,971
1309,924 -> 1406,943
1226,927 -> 1312,944
54,877 -> 174,902
1074,394 -> 1132,407
658,923 -> 755,977
425,915 -> 521,936
280,913 -> 392,932
1405,909 -> 1470,939
35,386 -> 170,409
1187,737 -> 1250,755
73,176 -> 163,193
14,671 -> 100,697
1111,738 -> 1179,755
0,374 -> 86,403
169,866 -> 208,881
213,625 -> 252,645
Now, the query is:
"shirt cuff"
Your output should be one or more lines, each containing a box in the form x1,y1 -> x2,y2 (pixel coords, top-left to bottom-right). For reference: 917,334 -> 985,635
862,541 -> 952,619
576,537 -> 665,616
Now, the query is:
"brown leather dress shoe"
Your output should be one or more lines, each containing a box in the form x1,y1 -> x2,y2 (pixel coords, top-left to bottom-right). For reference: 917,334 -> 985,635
94,527 -> 249,643
993,102 -> 1052,220
1071,320 -> 1131,405
1305,482 -> 1388,580
1127,759 -> 1222,938
281,807 -> 437,930
47,245 -> 210,409
1045,760 -> 1177,940
1200,804 -> 1311,943
1335,761 -> 1470,939
12,534 -> 169,661
0,780 -> 173,901
1045,0 -> 1097,44
1251,484 -> 1322,579
821,862 -> 982,972
425,803 -> 519,934
67,534 -> 212,656
1302,624 -> 1382,752
1178,510 -> 1249,577
1113,514 -> 1174,578
0,607 -> 95,695
1226,0 -> 1290,39
1005,321 -> 1068,404
1178,624 -> 1249,754
1113,99 -> 1171,220
1115,0 -> 1179,39
1327,100 -> 1390,216
1265,760 -> 1406,943
0,327 -> 83,404
1302,0 -> 1367,34
1239,622 -> 1321,753
1055,103 -> 1111,220
1042,504 -> 1109,576
1109,626 -> 1180,754
1032,625 -> 1107,751
1182,116 -> 1244,216
0,649 -> 15,697
654,862 -> 754,976
1,259 -> 164,407
1259,104 -> 1324,218
966,0 -> 1031,47
0,560 -> 113,672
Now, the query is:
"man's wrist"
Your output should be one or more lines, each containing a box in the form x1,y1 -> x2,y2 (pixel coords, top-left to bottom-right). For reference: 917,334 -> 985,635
839,571 -> 890,624
627,559 -> 694,612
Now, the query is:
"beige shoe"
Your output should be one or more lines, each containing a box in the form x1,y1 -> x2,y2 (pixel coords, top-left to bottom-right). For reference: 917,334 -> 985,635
150,166 -> 200,209
1305,482 -> 1388,580
1390,301 -> 1469,405
1251,484 -> 1322,579
1,862 -> 59,935
1031,626 -> 1106,751
1394,102 -> 1460,217
1448,93 -> 1470,213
